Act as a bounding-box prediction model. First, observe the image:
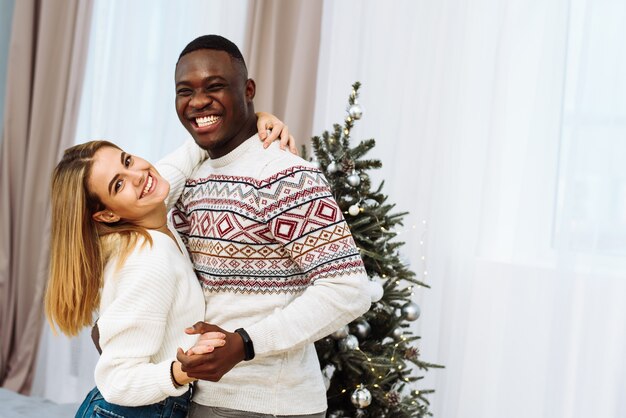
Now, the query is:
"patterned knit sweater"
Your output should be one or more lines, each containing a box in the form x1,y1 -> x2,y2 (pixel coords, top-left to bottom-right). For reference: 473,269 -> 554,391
165,136 -> 370,415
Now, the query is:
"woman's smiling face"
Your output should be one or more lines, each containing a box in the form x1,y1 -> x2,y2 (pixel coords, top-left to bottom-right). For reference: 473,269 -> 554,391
87,146 -> 170,226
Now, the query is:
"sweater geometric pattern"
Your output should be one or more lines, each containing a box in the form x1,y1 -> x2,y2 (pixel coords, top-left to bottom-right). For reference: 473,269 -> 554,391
172,166 -> 366,294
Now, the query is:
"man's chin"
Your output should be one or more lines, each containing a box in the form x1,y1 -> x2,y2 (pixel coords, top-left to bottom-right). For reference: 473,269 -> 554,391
192,134 -> 224,153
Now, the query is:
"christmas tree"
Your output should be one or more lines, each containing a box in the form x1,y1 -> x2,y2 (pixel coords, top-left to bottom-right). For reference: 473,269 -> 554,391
308,82 -> 443,417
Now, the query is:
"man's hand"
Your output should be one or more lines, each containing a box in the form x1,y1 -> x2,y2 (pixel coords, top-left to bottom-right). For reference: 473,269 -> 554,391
176,322 -> 245,382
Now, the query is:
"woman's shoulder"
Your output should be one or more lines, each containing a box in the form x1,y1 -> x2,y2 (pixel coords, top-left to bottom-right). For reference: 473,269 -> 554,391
104,231 -> 180,273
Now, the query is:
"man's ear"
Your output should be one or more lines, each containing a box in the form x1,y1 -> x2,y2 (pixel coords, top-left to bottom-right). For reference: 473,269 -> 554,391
92,210 -> 120,224
245,78 -> 256,102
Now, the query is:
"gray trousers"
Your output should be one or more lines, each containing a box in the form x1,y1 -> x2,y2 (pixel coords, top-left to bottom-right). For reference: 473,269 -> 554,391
188,402 -> 326,418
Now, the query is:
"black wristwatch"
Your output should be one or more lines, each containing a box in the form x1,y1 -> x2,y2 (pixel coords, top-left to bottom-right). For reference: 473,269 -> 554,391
234,328 -> 255,361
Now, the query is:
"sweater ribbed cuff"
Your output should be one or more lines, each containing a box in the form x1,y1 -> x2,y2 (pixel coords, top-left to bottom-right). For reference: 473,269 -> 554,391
245,321 -> 274,357
156,359 -> 189,397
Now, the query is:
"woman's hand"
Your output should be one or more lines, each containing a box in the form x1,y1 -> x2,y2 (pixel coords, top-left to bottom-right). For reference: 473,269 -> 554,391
256,112 -> 299,155
170,328 -> 226,387
185,330 -> 226,355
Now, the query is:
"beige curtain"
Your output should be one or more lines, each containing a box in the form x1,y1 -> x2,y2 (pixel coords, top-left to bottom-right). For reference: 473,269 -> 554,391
0,0 -> 93,394
244,0 -> 323,150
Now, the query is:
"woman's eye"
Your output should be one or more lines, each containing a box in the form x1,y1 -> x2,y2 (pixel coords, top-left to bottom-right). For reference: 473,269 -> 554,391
114,179 -> 123,192
124,155 -> 132,167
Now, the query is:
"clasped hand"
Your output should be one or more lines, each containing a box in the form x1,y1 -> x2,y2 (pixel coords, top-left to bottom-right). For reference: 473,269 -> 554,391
177,322 -> 245,382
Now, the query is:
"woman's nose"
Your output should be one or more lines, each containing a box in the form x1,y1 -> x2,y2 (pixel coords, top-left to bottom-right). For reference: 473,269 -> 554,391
129,170 -> 144,187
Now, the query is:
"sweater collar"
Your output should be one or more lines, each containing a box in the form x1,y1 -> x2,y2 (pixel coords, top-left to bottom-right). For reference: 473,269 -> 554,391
206,134 -> 260,168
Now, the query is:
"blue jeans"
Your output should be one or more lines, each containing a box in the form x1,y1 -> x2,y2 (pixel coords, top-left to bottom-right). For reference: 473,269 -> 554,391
75,386 -> 192,418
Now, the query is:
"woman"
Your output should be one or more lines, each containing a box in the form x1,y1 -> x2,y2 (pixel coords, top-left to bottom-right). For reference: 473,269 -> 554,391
45,117 -> 294,418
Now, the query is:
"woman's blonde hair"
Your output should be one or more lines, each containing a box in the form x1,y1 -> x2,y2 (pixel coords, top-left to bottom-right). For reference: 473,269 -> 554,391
45,141 -> 152,336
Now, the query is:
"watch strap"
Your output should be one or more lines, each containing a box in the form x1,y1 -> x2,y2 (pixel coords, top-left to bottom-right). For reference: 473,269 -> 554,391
234,328 -> 255,361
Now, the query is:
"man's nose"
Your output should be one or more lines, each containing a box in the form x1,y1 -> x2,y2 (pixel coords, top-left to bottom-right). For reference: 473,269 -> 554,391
189,91 -> 212,109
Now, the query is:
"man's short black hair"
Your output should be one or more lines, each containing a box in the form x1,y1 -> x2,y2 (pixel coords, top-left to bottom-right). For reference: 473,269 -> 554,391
177,34 -> 247,76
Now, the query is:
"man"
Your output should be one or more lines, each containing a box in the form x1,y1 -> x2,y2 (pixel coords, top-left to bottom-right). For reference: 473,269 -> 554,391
170,35 -> 370,418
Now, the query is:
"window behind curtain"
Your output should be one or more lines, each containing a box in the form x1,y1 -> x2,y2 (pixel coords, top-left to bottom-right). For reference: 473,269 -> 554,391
0,0 -> 16,145
555,0 -> 626,257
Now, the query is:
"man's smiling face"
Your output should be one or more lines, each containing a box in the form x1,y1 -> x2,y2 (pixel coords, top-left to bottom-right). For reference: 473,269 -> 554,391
174,49 -> 255,157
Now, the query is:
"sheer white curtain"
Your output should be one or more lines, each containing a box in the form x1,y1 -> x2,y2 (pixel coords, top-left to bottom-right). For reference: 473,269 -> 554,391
314,1 -> 625,417
31,0 -> 250,403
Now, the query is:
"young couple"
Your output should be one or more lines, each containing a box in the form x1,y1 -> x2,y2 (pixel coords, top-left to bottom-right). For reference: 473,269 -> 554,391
46,35 -> 370,418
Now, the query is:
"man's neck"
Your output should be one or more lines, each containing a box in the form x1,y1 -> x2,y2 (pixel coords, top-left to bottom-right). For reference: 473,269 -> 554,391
208,117 -> 257,159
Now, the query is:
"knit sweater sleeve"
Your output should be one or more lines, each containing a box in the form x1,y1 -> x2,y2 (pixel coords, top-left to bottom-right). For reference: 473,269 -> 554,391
245,165 -> 371,357
94,238 -> 188,406
156,139 -> 207,211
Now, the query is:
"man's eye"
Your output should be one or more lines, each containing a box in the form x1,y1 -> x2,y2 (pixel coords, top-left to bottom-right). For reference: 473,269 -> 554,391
124,155 -> 132,167
207,84 -> 224,91
176,89 -> 192,96
114,179 -> 123,192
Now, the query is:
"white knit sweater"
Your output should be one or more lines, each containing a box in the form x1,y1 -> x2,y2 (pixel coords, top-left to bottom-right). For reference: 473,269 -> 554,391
95,229 -> 205,406
164,137 -> 371,415
93,142 -> 208,407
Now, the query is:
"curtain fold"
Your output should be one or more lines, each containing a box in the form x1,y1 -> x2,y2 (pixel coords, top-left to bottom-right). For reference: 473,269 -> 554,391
0,0 -> 93,394
244,0 -> 323,150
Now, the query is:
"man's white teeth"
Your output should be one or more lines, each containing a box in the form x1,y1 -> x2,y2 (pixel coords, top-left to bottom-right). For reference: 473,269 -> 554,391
196,115 -> 220,127
141,175 -> 153,197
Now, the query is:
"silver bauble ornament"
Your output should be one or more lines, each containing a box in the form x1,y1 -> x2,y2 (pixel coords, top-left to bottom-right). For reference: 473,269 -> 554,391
401,302 -> 421,321
339,334 -> 359,351
353,320 -> 371,339
331,325 -> 349,339
348,103 -> 363,120
351,387 -> 372,408
322,364 -> 335,390
392,327 -> 404,339
348,204 -> 361,216
347,172 -> 361,187
327,160 -> 339,174
367,280 -> 384,303
323,375 -> 331,391
382,336 -> 394,345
